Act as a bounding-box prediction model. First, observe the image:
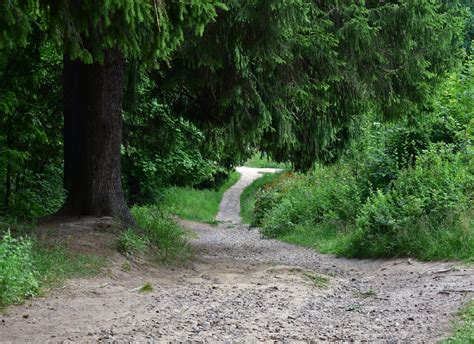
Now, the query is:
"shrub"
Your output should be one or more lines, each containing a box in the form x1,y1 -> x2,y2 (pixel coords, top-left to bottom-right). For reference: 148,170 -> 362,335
252,173 -> 293,227
0,231 -> 38,307
259,166 -> 362,238
351,144 -> 473,259
116,228 -> 150,256
131,206 -> 192,262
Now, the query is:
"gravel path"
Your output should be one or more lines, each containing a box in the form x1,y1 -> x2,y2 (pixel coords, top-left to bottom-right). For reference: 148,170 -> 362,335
216,166 -> 281,223
1,167 -> 473,343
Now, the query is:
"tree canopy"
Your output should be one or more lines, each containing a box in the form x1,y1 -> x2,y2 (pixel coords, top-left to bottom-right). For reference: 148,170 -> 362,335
0,0 -> 470,218
156,0 -> 467,170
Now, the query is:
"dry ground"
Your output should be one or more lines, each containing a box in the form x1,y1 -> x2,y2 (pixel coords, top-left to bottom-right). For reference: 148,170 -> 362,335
1,168 -> 473,343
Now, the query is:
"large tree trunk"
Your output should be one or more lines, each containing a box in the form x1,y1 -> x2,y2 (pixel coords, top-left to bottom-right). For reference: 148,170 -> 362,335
59,48 -> 133,224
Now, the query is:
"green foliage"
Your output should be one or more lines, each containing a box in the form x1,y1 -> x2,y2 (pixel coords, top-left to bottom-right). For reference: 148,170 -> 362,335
244,153 -> 289,169
0,223 -> 105,308
158,0 -> 467,170
442,300 -> 474,344
0,231 -> 38,307
161,171 -> 240,223
351,145 -> 473,259
251,55 -> 473,261
258,167 -> 362,238
240,172 -> 282,224
116,228 -> 150,257
281,223 -> 353,256
254,145 -> 473,260
131,206 -> 192,263
139,282 -> 154,293
0,35 -> 64,219
33,245 -> 106,288
122,70 -> 231,205
0,1 -> 224,64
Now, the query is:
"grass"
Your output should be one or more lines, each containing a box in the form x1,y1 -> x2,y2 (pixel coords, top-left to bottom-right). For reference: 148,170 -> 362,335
131,206 -> 194,263
244,153 -> 289,169
116,228 -> 149,256
161,171 -> 240,223
139,282 -> 153,293
303,272 -> 330,288
33,244 -> 106,289
279,223 -> 353,256
240,172 -> 283,224
0,231 -> 105,308
354,288 -> 377,298
442,300 -> 474,343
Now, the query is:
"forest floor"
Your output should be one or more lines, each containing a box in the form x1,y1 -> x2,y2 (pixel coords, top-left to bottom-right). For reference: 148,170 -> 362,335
1,167 -> 473,342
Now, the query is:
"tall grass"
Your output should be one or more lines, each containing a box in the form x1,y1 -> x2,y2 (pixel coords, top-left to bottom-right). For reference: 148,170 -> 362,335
130,206 -> 193,263
161,171 -> 240,223
249,145 -> 473,261
442,300 -> 474,343
0,229 -> 105,308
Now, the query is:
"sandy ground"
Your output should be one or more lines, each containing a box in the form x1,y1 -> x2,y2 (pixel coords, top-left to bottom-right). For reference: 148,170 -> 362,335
1,167 -> 473,343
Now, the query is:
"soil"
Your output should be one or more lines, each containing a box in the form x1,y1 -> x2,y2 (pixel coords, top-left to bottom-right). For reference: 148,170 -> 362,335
1,167 -> 473,343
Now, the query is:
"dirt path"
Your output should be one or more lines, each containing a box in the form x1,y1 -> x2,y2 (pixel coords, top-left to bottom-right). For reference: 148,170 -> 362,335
216,166 -> 281,223
1,168 -> 473,342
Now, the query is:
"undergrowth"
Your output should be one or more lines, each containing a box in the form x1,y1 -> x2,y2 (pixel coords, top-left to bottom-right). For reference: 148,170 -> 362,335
250,144 -> 473,261
240,172 -> 283,224
116,228 -> 150,256
129,206 -> 193,263
0,229 -> 105,309
442,300 -> 474,343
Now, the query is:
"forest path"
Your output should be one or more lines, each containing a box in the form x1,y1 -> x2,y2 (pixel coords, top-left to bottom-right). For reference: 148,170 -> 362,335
1,168 -> 473,342
216,166 -> 282,223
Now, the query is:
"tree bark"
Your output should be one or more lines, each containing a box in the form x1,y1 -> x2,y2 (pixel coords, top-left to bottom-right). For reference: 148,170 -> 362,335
59,48 -> 133,224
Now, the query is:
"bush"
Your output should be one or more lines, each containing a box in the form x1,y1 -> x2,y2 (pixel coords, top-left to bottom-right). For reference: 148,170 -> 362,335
259,166 -> 362,238
252,173 -> 294,227
131,206 -> 192,262
116,228 -> 150,256
351,144 -> 473,259
0,231 -> 38,307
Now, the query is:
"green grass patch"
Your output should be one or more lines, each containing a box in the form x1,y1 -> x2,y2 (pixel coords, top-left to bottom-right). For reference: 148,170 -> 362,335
131,206 -> 193,263
251,146 -> 474,262
33,245 -> 106,289
240,172 -> 283,224
116,228 -> 149,257
139,282 -> 153,293
244,153 -> 289,169
280,223 -> 354,256
162,171 -> 240,223
0,230 -> 105,309
442,300 -> 474,343
303,272 -> 330,288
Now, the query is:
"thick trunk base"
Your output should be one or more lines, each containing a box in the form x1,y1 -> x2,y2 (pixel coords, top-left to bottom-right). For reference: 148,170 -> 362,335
58,49 -> 133,225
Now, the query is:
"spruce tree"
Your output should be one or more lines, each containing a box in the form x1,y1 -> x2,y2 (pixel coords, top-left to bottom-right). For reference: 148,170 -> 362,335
1,1 -> 222,222
156,0 -> 467,170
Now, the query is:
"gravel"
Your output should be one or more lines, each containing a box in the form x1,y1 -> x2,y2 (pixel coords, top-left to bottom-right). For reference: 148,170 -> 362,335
1,167 -> 472,343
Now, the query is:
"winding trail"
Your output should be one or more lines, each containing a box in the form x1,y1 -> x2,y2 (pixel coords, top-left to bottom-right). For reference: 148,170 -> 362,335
216,166 -> 282,223
1,167 -> 473,342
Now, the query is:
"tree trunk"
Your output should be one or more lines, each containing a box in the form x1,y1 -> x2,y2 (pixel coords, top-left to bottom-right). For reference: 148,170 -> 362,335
59,48 -> 133,224
4,162 -> 11,209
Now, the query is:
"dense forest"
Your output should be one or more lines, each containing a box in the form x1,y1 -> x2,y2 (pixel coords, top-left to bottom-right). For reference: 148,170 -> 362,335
0,1 -> 473,339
